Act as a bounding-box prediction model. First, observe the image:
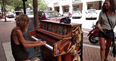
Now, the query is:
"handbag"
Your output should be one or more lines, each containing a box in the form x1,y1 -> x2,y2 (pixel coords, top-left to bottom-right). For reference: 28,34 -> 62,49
105,13 -> 116,57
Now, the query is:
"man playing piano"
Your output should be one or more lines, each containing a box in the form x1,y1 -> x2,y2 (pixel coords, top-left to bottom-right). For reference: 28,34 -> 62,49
10,14 -> 46,61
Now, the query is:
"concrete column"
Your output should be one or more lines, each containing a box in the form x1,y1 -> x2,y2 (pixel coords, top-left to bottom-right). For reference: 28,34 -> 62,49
52,6 -> 54,11
69,4 -> 72,13
82,1 -> 87,19
82,1 -> 87,11
69,1 -> 73,14
52,1 -> 54,11
59,5 -> 63,14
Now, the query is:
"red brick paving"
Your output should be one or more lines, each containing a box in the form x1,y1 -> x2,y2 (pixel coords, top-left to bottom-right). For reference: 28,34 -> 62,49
0,42 -> 7,61
0,19 -> 15,61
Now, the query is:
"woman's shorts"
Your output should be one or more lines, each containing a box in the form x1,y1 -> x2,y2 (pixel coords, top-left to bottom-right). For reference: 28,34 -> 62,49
98,29 -> 114,39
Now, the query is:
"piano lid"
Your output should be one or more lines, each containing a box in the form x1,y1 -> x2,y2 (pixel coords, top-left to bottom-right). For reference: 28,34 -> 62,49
41,20 -> 82,26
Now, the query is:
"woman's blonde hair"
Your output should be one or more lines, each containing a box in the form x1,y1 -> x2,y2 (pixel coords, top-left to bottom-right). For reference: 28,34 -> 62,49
16,14 -> 30,33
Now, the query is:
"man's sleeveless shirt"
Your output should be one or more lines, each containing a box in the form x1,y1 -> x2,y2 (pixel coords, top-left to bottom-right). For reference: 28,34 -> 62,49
11,28 -> 29,60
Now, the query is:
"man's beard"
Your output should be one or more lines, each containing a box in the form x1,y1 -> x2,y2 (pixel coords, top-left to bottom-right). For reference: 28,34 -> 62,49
23,27 -> 28,33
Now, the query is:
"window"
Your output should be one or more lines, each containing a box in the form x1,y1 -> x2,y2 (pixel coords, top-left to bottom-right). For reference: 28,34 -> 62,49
45,12 -> 61,18
38,12 -> 44,17
73,5 -> 79,11
88,4 -> 93,9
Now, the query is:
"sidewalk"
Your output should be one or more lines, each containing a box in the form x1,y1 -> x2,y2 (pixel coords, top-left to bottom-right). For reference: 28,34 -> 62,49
0,18 -> 15,61
0,18 -> 116,61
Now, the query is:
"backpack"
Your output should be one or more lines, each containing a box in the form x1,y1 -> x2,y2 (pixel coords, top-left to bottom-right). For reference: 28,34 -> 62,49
60,17 -> 71,24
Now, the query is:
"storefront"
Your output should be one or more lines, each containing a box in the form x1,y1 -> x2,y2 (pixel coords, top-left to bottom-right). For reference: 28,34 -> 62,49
72,0 -> 83,13
54,6 -> 59,12
62,5 -> 69,13
72,3 -> 83,12
54,2 -> 60,12
50,0 -> 103,14
86,1 -> 102,10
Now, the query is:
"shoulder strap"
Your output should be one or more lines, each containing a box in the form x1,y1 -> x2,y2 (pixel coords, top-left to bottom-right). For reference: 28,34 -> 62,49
105,12 -> 112,29
11,27 -> 19,37
12,28 -> 19,33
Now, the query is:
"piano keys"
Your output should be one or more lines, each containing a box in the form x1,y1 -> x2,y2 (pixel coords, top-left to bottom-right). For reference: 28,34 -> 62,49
29,20 -> 83,61
31,36 -> 53,50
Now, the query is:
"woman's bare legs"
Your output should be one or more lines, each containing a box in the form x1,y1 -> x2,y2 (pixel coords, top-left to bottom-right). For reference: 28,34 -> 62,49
105,39 -> 112,60
99,37 -> 105,61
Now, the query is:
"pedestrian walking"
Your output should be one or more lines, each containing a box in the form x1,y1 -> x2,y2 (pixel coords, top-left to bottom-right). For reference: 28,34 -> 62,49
10,14 -> 46,61
97,0 -> 116,61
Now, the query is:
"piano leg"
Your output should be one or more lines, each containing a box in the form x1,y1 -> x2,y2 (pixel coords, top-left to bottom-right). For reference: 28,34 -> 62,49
57,55 -> 62,61
63,53 -> 72,61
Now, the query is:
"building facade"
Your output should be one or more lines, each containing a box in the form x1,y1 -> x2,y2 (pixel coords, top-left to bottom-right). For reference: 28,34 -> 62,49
44,0 -> 103,14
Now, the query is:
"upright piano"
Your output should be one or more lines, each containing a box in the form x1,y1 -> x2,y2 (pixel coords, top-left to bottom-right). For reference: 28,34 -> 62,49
29,20 -> 82,61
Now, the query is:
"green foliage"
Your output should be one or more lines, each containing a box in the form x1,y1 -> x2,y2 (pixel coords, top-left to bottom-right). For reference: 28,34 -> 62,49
38,0 -> 48,10
12,0 -> 48,11
12,0 -> 24,11
0,0 -> 13,5
0,0 -> 48,11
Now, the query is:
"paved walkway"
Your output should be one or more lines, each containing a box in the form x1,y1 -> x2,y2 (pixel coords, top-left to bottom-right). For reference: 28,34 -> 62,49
0,18 -> 116,61
0,18 -> 15,61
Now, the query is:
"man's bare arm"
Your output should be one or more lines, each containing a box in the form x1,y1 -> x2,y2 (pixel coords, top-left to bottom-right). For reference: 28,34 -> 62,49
16,30 -> 46,48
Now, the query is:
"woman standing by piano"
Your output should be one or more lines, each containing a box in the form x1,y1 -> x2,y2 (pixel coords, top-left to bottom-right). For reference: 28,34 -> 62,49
10,14 -> 46,61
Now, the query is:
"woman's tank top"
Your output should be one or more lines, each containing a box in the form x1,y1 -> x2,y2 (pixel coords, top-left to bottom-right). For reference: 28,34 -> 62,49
11,28 -> 29,60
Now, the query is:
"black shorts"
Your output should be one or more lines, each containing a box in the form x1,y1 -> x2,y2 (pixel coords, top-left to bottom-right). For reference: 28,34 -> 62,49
98,29 -> 114,39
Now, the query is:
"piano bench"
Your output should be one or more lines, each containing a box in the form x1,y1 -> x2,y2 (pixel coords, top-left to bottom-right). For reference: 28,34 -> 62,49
30,57 -> 40,61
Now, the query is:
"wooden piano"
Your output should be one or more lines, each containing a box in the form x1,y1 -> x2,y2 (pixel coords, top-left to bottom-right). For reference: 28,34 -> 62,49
29,20 -> 82,61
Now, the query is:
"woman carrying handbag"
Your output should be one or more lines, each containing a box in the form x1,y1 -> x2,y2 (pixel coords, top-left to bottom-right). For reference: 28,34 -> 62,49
97,0 -> 116,61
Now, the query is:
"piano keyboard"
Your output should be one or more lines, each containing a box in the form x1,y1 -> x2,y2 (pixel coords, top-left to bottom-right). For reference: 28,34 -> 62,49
31,36 -> 53,50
